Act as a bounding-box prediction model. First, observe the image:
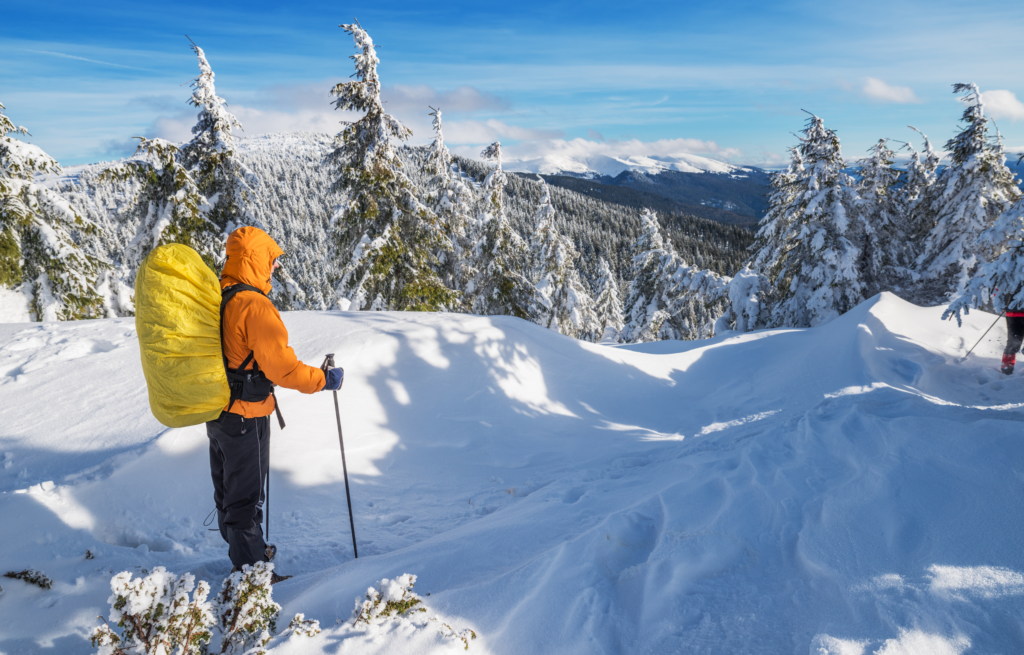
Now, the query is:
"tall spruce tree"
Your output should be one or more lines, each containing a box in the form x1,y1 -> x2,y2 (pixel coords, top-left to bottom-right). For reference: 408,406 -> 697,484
424,107 -> 475,306
623,209 -> 682,342
901,126 -> 940,241
593,257 -> 625,342
180,42 -> 256,236
0,100 -> 106,320
468,142 -> 540,319
917,84 -> 1022,301
857,138 -> 909,293
103,138 -> 219,276
529,183 -> 596,338
747,114 -> 864,327
946,193 -> 1024,323
327,23 -> 456,311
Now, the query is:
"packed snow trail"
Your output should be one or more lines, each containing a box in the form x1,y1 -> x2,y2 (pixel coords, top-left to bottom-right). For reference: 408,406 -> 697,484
1,293 -> 1024,654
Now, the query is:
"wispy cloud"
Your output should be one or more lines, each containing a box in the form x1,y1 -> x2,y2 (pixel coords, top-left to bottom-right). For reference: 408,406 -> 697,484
861,77 -> 922,104
26,49 -> 151,71
144,81 -> 546,148
982,90 -> 1024,122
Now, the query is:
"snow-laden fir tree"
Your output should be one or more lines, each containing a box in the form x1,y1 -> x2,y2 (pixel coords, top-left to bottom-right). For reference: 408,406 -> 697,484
592,257 -> 625,342
945,191 -> 1024,323
424,107 -> 475,306
747,146 -> 803,300
529,182 -> 597,338
747,114 -> 864,327
721,265 -> 767,333
327,23 -> 456,311
468,142 -> 540,319
856,138 -> 910,292
0,100 -> 106,320
901,126 -> 940,241
179,42 -> 257,236
665,261 -> 731,340
623,209 -> 683,342
102,138 -> 220,277
917,84 -> 1022,301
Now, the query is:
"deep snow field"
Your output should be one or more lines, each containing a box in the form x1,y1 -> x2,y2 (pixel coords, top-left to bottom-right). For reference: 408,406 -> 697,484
2,293 -> 1024,654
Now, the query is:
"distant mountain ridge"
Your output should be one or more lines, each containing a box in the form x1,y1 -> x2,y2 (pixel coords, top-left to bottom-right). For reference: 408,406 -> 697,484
504,151 -> 772,222
503,151 -> 754,178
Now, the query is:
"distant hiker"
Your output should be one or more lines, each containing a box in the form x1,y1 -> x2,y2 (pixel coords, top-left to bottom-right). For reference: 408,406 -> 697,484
1002,308 -> 1024,374
208,227 -> 344,579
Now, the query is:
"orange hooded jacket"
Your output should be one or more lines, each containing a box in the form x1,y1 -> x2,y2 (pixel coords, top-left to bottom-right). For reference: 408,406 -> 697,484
220,227 -> 325,418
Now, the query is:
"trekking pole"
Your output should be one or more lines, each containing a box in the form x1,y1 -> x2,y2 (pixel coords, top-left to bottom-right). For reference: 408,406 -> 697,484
323,354 -> 358,559
265,465 -> 270,543
961,311 -> 1005,363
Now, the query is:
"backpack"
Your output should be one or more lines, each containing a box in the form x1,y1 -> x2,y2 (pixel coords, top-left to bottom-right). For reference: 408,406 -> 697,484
135,244 -> 230,428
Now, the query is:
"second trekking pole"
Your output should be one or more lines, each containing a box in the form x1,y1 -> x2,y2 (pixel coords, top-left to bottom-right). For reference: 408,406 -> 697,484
960,311 -> 1005,363
323,354 -> 358,559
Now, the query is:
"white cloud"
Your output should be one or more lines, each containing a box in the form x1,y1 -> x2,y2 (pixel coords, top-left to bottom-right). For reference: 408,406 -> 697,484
861,77 -> 921,104
146,81 -> 528,146
982,90 -> 1024,122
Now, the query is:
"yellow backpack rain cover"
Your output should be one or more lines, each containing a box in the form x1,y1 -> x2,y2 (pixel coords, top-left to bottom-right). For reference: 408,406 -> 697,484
135,244 -> 229,428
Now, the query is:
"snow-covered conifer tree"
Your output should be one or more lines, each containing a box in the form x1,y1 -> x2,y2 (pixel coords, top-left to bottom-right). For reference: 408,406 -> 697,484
468,142 -> 540,319
103,138 -> 220,276
327,23 -> 456,311
425,107 -> 475,306
529,183 -> 596,338
857,138 -> 909,292
593,257 -> 624,342
946,194 -> 1024,323
623,209 -> 684,341
901,126 -> 940,237
0,100 -> 106,320
917,84 -> 1022,300
180,42 -> 256,236
722,266 -> 767,332
747,114 -> 864,327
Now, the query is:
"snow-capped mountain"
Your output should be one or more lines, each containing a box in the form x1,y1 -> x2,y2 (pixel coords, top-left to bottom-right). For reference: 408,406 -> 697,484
503,151 -> 756,178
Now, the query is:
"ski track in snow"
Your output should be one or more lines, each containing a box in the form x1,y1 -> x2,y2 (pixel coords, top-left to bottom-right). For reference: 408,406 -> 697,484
1,293 -> 1024,654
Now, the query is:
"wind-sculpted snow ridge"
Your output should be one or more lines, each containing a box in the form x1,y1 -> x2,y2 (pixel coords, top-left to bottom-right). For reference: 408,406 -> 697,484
2,292 -> 1024,653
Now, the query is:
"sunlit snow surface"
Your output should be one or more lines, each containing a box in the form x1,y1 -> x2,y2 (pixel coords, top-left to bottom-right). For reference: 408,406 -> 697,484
2,293 -> 1024,654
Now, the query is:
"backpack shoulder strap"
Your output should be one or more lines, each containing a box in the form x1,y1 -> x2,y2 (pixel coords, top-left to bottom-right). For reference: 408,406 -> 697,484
220,284 -> 267,369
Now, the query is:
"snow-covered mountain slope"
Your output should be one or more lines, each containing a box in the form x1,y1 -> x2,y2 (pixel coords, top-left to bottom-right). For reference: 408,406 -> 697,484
3,293 -> 1024,653
504,151 -> 756,178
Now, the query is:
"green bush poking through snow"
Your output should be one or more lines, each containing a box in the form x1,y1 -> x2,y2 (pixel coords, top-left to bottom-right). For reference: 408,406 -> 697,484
351,574 -> 478,650
4,569 -> 52,590
213,561 -> 281,655
90,567 -> 213,655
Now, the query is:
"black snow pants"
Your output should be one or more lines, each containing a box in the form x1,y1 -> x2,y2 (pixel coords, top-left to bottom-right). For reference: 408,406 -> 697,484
206,411 -> 270,569
1005,316 -> 1024,355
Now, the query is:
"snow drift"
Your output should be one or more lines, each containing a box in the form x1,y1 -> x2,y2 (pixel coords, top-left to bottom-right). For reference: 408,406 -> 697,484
1,293 -> 1023,653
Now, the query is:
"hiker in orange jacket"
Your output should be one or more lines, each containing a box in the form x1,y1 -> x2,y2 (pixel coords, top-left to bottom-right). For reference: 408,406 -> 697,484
207,226 -> 343,577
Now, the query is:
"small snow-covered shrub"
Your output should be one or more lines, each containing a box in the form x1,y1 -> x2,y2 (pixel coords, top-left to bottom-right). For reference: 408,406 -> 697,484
214,561 -> 281,655
4,569 -> 52,590
286,613 -> 321,637
90,567 -> 213,655
353,573 -> 425,624
437,621 -> 477,651
351,574 -> 477,650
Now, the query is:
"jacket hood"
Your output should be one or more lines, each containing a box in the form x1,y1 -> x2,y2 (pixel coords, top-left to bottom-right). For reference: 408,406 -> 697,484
221,226 -> 284,295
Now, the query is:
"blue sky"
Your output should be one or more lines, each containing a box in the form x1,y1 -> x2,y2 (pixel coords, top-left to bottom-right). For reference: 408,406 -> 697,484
4,0 -> 1024,167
